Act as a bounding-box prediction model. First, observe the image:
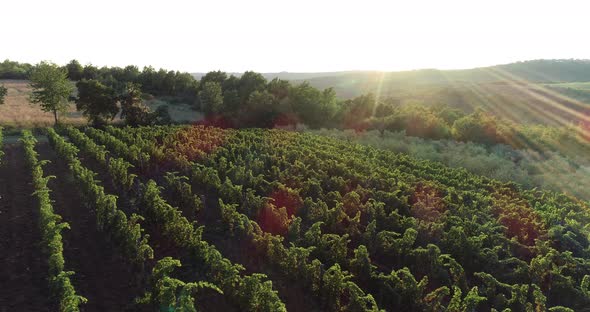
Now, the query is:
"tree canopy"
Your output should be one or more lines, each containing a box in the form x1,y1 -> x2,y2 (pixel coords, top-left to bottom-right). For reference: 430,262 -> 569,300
199,82 -> 223,115
29,61 -> 74,125
74,79 -> 119,126
120,83 -> 152,126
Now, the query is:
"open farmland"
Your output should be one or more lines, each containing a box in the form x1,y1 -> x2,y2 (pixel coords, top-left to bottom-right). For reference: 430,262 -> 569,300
1,125 -> 589,311
0,80 -> 86,128
0,80 -> 202,129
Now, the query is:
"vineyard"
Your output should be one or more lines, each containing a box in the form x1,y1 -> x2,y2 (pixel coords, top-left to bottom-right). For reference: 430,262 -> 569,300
1,125 -> 590,311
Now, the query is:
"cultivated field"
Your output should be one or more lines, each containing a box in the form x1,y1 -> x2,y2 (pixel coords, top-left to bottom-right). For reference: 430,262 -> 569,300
0,125 -> 588,311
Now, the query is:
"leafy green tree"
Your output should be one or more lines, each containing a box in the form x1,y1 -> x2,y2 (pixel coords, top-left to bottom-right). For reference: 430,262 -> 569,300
65,59 -> 84,81
242,90 -> 279,127
239,71 -> 267,103
222,89 -> 241,112
29,61 -> 74,125
121,65 -> 141,84
267,78 -> 291,100
120,83 -> 152,126
339,93 -> 377,126
200,71 -> 227,85
199,81 -> 223,115
0,59 -> 33,79
377,104 -> 451,139
153,105 -> 172,125
75,79 -> 119,126
82,64 -> 99,80
0,84 -> 6,104
451,110 -> 507,145
289,82 -> 338,128
222,75 -> 240,91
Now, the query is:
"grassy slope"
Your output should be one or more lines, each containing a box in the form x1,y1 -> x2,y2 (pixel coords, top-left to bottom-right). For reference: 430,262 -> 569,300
291,60 -> 590,126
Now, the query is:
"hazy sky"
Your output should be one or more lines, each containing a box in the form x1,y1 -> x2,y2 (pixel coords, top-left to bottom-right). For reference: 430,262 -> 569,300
2,0 -> 589,73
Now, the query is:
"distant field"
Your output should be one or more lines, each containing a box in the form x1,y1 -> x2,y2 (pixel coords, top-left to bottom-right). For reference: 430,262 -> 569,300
144,98 -> 203,123
0,80 -> 86,128
544,82 -> 590,109
0,80 -> 203,128
547,81 -> 590,91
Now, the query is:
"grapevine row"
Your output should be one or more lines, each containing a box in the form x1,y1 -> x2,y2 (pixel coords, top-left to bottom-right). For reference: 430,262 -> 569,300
47,128 -> 153,264
63,126 -> 287,312
20,130 -> 87,311
46,128 -> 218,311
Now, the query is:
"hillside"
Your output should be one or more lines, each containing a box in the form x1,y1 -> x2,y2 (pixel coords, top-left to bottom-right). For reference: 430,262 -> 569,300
192,60 -> 590,97
203,60 -> 590,126
192,71 -> 356,81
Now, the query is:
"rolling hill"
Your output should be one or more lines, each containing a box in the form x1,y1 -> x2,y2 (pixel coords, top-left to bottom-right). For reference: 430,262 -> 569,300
192,60 -> 590,126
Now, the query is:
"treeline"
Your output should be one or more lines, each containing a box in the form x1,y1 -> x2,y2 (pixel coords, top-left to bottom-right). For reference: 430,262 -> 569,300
64,60 -> 199,102
0,59 -> 33,79
195,71 -> 340,128
0,59 -> 199,103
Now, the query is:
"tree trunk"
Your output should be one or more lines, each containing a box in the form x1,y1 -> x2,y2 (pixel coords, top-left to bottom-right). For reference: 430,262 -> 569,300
53,110 -> 58,126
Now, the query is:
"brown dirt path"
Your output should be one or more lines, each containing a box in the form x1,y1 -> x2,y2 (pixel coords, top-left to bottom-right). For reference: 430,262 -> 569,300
0,143 -> 53,312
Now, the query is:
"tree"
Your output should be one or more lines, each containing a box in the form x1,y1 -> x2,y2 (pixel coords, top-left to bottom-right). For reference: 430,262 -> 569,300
200,71 -> 227,86
120,83 -> 152,126
222,89 -> 241,112
65,59 -> 84,81
82,64 -> 99,80
75,79 -> 119,126
0,84 -> 6,104
242,90 -> 279,127
452,111 -> 501,145
153,105 -> 172,125
199,81 -> 223,115
0,59 -> 34,79
239,71 -> 267,104
267,78 -> 291,100
339,93 -> 377,129
29,61 -> 74,125
289,82 -> 338,128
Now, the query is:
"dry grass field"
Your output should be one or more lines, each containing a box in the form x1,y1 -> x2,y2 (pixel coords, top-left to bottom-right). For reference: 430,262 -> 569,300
0,80 -> 87,128
0,80 -> 203,129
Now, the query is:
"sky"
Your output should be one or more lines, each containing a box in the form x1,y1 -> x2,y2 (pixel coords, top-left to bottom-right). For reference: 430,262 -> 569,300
1,0 -> 589,73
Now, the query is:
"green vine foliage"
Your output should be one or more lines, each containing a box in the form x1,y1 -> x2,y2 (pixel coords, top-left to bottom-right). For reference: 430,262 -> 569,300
21,130 -> 87,311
